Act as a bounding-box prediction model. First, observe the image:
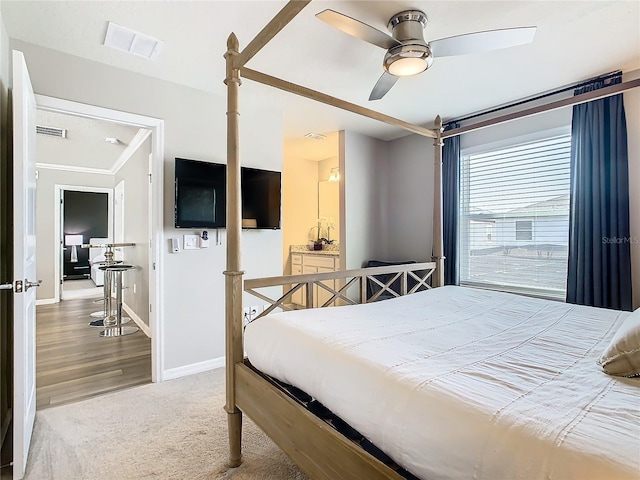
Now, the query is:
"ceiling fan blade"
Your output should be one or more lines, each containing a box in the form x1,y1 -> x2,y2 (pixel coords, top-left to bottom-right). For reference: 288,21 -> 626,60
316,9 -> 401,50
429,26 -> 536,58
369,71 -> 399,101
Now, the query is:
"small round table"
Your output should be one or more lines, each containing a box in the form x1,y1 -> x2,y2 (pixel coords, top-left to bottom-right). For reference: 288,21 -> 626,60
98,264 -> 139,338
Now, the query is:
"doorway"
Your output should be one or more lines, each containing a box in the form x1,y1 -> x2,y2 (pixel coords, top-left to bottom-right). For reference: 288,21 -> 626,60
59,187 -> 113,300
33,95 -> 164,392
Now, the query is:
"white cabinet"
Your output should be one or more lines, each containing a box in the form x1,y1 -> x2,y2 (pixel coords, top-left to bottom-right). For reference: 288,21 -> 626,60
290,253 -> 340,308
291,254 -> 303,305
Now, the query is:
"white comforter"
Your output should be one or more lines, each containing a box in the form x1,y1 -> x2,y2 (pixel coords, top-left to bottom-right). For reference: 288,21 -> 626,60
245,286 -> 640,480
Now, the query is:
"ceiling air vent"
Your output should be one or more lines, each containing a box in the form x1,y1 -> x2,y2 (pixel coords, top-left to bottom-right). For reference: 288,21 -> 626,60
103,21 -> 163,61
304,132 -> 326,140
36,125 -> 67,138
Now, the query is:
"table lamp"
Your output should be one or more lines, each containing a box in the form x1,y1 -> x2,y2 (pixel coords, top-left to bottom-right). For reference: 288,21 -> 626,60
65,234 -> 83,263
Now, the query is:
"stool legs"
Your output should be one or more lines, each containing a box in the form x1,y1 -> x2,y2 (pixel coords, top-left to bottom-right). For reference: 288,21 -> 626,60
103,269 -> 117,328
100,269 -> 138,338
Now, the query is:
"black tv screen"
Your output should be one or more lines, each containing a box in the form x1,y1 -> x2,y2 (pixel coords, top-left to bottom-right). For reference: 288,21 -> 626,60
174,159 -> 281,230
175,158 -> 226,228
242,167 -> 281,229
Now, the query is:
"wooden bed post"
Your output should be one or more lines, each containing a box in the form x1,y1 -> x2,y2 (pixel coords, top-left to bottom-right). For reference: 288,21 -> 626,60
223,32 -> 244,468
432,115 -> 445,288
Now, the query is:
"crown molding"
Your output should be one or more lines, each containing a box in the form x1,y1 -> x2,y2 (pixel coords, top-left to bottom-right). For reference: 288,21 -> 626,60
35,162 -> 112,175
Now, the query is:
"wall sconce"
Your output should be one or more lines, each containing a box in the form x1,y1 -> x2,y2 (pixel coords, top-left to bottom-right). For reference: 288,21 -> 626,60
65,234 -> 83,263
328,167 -> 340,182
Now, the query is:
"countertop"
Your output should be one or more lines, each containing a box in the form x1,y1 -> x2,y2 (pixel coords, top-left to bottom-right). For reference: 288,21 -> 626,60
290,245 -> 339,256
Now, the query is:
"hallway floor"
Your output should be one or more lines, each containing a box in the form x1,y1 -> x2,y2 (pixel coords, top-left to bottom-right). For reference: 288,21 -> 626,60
36,297 -> 151,409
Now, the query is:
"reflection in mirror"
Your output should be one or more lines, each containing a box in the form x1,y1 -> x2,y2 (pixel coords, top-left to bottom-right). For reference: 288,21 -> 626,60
318,180 -> 339,243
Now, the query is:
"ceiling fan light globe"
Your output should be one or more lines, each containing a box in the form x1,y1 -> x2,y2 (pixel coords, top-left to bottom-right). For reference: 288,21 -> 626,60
388,57 -> 428,76
383,43 -> 433,77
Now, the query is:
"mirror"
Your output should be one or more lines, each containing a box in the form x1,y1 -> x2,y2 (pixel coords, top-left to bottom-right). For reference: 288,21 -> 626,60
318,180 -> 339,243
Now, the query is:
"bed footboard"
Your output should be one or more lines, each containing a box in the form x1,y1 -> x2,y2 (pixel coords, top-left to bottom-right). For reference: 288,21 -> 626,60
244,262 -> 437,319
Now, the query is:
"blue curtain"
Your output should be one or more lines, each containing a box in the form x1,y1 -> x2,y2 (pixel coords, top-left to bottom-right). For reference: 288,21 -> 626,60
566,73 -> 633,311
443,123 -> 460,285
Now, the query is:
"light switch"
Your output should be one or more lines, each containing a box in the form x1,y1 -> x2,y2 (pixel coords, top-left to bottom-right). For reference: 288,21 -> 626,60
183,234 -> 199,250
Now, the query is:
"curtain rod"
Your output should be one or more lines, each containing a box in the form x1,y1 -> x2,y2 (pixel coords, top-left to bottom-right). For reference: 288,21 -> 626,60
442,77 -> 640,139
446,70 -> 622,126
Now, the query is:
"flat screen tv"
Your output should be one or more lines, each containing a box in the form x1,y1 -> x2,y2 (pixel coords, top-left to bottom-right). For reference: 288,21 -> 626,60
174,158 -> 281,230
174,158 -> 226,228
242,167 -> 281,230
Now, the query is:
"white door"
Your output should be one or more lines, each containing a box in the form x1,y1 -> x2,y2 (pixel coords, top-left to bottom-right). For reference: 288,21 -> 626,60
12,51 -> 39,480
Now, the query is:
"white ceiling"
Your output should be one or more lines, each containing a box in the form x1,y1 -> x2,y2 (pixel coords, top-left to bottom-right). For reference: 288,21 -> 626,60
4,1 -> 640,141
36,110 -> 141,170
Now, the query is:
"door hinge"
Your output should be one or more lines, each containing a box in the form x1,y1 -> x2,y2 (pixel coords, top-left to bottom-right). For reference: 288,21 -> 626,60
153,262 -> 156,271
148,173 -> 152,183
149,304 -> 152,313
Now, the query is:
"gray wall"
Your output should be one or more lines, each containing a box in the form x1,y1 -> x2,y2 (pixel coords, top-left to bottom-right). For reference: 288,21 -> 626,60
341,130 -> 389,269
114,138 -> 150,325
34,169 -> 114,300
11,40 -> 283,371
624,85 -> 640,310
387,134 -> 434,263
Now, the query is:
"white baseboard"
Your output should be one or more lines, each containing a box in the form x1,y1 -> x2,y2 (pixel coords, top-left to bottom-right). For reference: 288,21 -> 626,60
122,301 -> 151,338
162,357 -> 225,381
36,298 -> 57,306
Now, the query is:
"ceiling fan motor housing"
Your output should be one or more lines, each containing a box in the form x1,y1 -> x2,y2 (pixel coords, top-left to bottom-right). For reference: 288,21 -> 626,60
387,10 -> 428,42
384,10 -> 433,76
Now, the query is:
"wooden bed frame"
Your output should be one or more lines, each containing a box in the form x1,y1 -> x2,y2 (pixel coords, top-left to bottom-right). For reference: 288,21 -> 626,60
223,2 -> 640,478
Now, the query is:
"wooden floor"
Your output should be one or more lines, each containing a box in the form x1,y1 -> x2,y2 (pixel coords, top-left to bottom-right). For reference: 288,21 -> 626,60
36,297 -> 151,410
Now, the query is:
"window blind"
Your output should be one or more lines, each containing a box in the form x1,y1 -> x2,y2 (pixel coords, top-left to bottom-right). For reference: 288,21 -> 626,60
459,135 -> 571,299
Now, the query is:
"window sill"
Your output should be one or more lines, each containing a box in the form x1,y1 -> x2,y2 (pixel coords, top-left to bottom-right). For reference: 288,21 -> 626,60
460,281 -> 566,302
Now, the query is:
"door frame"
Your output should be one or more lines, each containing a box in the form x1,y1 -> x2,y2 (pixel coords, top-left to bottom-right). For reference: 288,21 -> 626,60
36,95 -> 165,383
54,185 -> 114,302
113,180 -> 125,259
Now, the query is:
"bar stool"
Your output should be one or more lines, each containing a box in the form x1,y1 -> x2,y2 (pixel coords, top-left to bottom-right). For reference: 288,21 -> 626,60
88,259 -> 131,327
99,264 -> 139,338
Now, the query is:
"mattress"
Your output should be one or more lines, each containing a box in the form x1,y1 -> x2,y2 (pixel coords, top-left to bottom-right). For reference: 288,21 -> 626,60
244,286 -> 640,480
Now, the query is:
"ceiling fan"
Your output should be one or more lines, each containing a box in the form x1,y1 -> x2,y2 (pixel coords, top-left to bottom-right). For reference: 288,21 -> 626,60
316,9 -> 536,101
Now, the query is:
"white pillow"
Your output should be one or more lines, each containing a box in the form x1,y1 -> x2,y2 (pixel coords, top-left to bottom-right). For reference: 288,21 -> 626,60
597,308 -> 640,377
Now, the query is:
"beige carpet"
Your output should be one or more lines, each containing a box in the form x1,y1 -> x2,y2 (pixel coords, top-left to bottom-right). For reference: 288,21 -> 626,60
25,368 -> 307,479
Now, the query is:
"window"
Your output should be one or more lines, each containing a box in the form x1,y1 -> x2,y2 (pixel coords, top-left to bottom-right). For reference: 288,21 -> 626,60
459,134 -> 571,300
515,220 -> 533,241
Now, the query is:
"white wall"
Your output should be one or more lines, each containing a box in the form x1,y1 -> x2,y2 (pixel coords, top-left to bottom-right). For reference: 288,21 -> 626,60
35,169 -> 114,300
341,130 -> 389,269
12,40 -> 284,371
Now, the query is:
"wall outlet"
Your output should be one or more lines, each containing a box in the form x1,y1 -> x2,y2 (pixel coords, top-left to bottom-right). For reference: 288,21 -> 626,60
243,306 -> 259,323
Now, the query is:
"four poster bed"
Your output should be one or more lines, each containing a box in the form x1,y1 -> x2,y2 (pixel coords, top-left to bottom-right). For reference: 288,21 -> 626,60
223,2 -> 640,480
